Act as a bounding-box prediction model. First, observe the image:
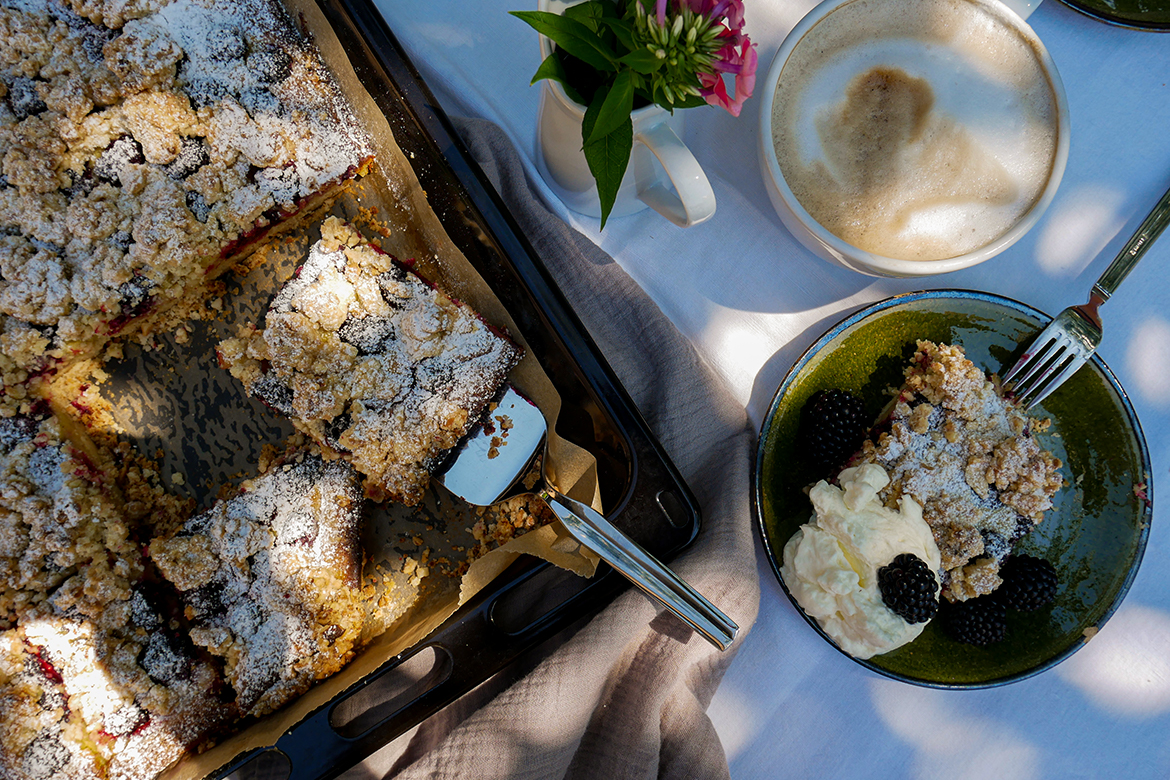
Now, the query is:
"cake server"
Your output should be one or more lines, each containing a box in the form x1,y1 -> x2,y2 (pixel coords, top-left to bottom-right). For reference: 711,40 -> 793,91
435,385 -> 739,650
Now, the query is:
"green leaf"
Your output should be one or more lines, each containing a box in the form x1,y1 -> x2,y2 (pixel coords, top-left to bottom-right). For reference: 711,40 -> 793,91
618,47 -> 664,74
510,11 -> 617,72
585,69 -> 633,145
600,17 -> 636,51
581,87 -> 633,230
563,0 -> 606,33
529,53 -> 587,104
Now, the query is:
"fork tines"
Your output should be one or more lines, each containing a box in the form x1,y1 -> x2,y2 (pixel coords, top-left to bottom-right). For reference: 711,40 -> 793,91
1003,308 -> 1098,409
1004,335 -> 1079,408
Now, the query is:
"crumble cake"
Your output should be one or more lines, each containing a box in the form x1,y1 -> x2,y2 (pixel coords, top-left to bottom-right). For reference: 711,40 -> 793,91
19,586 -> 237,780
217,216 -> 524,505
0,400 -> 138,629
0,0 -> 373,402
0,627 -> 106,780
0,0 -> 553,774
853,341 -> 1063,602
149,451 -> 379,717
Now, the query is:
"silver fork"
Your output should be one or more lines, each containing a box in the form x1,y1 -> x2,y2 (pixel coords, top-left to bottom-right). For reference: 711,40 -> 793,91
1004,180 -> 1170,409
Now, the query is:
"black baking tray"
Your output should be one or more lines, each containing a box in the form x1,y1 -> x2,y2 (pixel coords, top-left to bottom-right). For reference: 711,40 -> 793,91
216,0 -> 702,777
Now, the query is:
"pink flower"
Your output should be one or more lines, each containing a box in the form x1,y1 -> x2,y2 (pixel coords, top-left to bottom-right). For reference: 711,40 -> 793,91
639,0 -> 757,115
699,37 -> 757,117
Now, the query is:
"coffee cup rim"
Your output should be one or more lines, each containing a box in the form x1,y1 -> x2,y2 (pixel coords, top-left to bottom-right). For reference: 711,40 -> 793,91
758,0 -> 1071,278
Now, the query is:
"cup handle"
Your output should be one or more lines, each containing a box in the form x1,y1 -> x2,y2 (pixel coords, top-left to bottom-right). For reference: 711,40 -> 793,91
999,0 -> 1042,19
634,120 -> 717,228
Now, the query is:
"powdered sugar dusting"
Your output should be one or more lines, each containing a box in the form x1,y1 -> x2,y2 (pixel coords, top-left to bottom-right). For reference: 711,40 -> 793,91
0,0 -> 373,378
857,341 -> 1063,602
219,217 -> 523,505
150,453 -> 368,716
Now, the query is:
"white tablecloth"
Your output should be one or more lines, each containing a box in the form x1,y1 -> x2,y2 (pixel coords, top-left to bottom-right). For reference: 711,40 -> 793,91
369,1 -> 1170,776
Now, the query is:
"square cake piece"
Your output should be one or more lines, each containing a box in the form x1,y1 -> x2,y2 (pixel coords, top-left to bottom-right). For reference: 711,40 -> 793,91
0,627 -> 105,780
217,217 -> 524,505
19,586 -> 238,780
0,0 -> 374,397
149,451 -> 375,717
854,341 -> 1064,601
0,401 -> 139,628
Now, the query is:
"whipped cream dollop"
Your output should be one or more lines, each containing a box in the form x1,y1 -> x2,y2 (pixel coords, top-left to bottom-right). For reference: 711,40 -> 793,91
781,463 -> 942,659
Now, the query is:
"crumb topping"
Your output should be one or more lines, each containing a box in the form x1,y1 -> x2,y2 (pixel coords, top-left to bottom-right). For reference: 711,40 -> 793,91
0,404 -> 138,628
0,0 -> 373,389
856,341 -> 1063,601
218,217 -> 524,505
149,454 -> 371,717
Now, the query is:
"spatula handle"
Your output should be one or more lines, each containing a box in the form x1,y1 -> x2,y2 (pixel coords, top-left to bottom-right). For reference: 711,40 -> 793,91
541,490 -> 739,650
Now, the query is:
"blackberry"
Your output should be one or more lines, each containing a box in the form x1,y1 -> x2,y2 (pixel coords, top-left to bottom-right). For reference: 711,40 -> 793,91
997,555 -> 1057,612
324,412 -> 352,452
941,596 -> 1007,646
185,190 -> 211,223
7,76 -> 47,119
205,27 -> 247,62
878,553 -> 938,624
164,136 -> 209,179
241,87 -> 284,118
797,389 -> 868,476
94,135 -> 145,186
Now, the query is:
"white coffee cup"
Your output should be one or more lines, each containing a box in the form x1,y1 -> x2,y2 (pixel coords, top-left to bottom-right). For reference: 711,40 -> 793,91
534,0 -> 716,228
758,0 -> 1069,277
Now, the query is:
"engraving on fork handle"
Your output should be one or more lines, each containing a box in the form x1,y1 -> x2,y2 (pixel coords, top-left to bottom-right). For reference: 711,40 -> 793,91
1007,178 -> 1170,408
1092,180 -> 1170,302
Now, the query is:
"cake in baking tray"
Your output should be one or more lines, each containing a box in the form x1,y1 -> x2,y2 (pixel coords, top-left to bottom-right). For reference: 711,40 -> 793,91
19,587 -> 238,780
217,216 -> 525,505
0,0 -> 373,397
0,627 -> 106,780
150,451 -> 390,718
0,0 -> 539,774
0,400 -> 139,629
853,341 -> 1064,602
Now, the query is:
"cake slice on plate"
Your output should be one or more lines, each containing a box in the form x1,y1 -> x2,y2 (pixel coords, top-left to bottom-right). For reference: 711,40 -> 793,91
852,341 -> 1064,601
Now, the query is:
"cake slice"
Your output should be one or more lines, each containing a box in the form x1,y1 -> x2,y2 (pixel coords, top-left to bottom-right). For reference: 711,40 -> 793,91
0,628 -> 105,780
149,451 -> 373,717
0,0 -> 374,397
217,217 -> 524,505
853,341 -> 1063,601
0,402 -> 139,628
20,586 -> 237,780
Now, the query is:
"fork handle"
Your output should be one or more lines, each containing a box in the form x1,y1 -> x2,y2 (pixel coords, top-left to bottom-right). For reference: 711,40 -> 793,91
1093,180 -> 1170,302
539,489 -> 739,650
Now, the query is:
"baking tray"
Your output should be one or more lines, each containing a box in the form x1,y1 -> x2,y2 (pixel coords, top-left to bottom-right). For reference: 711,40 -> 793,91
215,0 -> 703,776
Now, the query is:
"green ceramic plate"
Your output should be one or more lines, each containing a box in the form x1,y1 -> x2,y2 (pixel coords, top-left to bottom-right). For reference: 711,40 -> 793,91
1057,0 -> 1170,30
755,290 -> 1152,688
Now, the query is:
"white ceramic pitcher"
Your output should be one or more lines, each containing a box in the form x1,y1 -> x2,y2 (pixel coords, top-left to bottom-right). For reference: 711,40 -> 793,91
534,0 -> 716,227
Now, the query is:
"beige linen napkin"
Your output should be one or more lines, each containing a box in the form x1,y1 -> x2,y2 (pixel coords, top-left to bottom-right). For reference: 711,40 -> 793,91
345,117 -> 760,780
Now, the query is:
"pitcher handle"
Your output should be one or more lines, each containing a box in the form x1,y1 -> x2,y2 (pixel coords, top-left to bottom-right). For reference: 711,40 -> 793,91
635,120 -> 717,228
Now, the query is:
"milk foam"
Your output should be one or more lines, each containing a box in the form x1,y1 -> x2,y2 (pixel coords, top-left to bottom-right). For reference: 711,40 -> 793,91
772,0 -> 1059,261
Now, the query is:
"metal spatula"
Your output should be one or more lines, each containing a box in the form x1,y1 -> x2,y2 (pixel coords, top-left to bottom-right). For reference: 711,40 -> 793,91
435,385 -> 739,650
